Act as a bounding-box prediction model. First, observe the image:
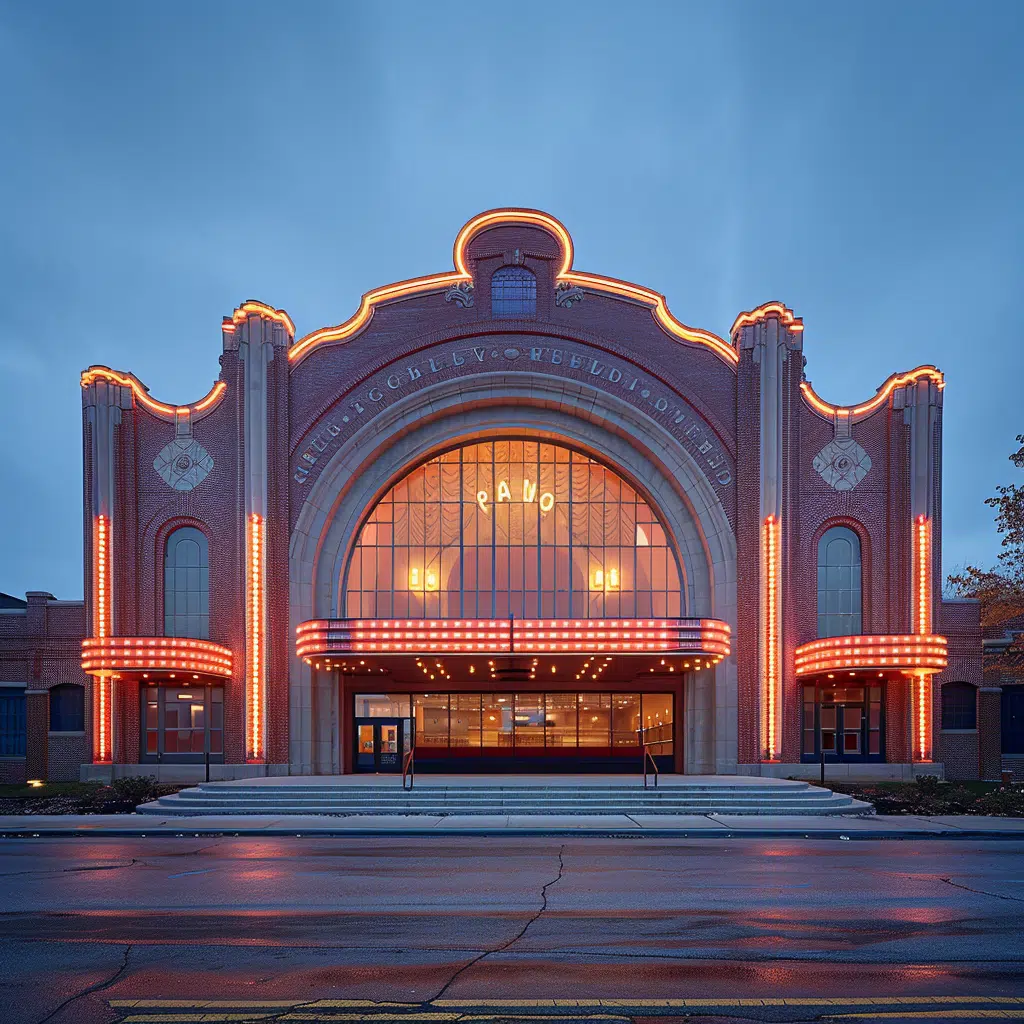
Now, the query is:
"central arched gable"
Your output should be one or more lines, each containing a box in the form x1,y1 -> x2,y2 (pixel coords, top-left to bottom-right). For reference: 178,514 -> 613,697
288,370 -> 737,775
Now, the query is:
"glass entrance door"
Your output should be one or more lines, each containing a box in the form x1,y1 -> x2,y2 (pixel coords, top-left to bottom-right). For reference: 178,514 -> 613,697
354,718 -> 404,773
802,684 -> 883,762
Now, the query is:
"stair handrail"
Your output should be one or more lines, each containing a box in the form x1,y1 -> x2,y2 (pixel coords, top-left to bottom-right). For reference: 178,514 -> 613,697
402,746 -> 416,791
642,744 -> 659,789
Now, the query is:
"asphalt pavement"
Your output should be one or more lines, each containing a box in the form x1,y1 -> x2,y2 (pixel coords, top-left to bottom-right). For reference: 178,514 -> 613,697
1,835 -> 1022,1024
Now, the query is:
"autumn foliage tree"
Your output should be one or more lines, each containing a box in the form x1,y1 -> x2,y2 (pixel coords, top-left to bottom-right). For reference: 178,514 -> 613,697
947,434 -> 1024,628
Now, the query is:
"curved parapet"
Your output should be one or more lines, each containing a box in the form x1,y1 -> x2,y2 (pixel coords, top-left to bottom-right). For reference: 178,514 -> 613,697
223,299 -> 295,338
288,208 -> 739,367
800,366 -> 944,422
730,301 -> 804,337
80,367 -> 227,422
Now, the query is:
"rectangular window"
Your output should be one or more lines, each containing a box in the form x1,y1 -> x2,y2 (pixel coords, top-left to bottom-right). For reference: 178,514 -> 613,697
578,694 -> 611,746
641,693 -> 673,754
414,694 -> 449,748
0,689 -> 26,757
545,693 -> 577,747
514,694 -> 545,747
482,694 -> 513,748
451,693 -> 481,749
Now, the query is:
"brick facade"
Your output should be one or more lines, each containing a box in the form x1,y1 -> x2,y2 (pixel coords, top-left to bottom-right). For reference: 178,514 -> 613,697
0,209 -> 992,782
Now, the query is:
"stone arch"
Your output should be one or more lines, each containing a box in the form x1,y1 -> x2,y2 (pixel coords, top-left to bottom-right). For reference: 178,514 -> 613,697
289,371 -> 737,775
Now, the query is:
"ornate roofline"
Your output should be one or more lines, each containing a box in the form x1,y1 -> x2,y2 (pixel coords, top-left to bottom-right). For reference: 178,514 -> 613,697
287,208 -> 739,367
800,366 -> 945,420
80,367 -> 227,421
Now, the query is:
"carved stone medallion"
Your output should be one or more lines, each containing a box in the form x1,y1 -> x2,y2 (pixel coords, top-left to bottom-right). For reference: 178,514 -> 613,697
813,438 -> 871,491
154,437 -> 213,491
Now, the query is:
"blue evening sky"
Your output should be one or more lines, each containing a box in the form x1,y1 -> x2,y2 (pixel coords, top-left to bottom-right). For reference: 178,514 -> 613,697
1,1 -> 1021,600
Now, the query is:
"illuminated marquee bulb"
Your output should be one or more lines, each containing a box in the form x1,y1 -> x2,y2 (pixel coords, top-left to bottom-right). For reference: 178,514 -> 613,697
409,567 -> 420,589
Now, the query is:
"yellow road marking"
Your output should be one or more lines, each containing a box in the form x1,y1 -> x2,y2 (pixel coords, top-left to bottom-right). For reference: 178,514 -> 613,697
828,1013 -> 1024,1020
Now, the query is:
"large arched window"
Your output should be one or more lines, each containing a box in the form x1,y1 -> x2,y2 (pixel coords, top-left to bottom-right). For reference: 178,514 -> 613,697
941,682 -> 977,730
163,526 -> 209,639
817,525 -> 862,638
491,266 -> 536,318
344,440 -> 683,619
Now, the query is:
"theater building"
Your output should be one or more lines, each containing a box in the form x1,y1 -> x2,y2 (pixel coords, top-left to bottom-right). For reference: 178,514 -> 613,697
2,208 -> 997,783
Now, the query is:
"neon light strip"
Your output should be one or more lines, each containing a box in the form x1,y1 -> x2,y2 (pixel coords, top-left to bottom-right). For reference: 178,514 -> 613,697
296,618 -> 731,660
81,368 -> 227,419
762,516 -> 780,760
231,300 -> 295,337
912,515 -> 933,760
288,209 -> 740,366
793,635 -> 948,675
800,367 -> 944,420
247,513 -> 265,760
730,302 -> 803,336
81,637 -> 233,677
94,514 -> 111,763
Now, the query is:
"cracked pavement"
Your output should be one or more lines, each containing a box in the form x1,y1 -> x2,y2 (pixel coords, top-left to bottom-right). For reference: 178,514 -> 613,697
0,836 -> 1022,1023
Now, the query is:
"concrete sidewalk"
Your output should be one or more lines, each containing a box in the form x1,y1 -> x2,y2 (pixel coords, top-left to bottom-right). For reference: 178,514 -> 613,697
1,812 -> 1022,838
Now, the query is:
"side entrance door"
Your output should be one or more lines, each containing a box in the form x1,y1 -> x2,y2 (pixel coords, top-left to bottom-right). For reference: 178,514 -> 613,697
354,718 -> 404,773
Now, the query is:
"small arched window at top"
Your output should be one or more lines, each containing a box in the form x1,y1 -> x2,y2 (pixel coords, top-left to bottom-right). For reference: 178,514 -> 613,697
491,266 -> 537,318
817,525 -> 862,638
164,526 -> 209,639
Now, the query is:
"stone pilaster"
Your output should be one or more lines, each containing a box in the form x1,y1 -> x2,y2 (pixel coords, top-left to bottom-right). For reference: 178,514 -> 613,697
232,306 -> 292,765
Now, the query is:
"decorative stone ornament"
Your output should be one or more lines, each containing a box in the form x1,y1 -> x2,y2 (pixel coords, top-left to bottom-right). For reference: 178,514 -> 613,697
813,409 -> 871,491
154,409 -> 213,491
444,281 -> 474,308
555,282 -> 585,308
813,438 -> 871,491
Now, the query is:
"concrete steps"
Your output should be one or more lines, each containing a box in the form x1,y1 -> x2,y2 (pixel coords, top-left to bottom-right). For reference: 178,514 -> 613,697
140,779 -> 872,817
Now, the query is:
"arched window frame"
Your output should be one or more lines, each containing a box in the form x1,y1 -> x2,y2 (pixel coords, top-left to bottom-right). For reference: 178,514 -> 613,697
162,524 -> 210,639
49,683 -> 85,733
341,439 -> 686,620
941,681 -> 977,731
816,523 -> 864,639
490,265 -> 537,318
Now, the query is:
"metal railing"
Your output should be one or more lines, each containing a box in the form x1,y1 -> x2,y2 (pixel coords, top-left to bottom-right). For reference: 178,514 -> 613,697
642,745 -> 659,788
402,747 -> 416,790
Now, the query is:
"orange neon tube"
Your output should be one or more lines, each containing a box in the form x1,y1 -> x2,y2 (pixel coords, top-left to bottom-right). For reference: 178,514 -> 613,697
288,208 -> 740,367
800,367 -> 944,420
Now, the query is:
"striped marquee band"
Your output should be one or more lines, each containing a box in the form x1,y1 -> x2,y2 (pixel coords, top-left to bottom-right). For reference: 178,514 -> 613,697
296,618 -> 731,661
81,636 -> 234,678
794,634 -> 948,676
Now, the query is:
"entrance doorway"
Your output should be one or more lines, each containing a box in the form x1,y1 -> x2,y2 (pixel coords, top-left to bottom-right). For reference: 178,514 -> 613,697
801,683 -> 884,762
354,718 -> 405,773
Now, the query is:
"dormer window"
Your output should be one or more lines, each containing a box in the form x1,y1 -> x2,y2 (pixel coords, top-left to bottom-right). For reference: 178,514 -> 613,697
491,266 -> 536,318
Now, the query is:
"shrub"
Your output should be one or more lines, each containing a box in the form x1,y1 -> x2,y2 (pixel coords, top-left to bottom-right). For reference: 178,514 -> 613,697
108,775 -> 159,805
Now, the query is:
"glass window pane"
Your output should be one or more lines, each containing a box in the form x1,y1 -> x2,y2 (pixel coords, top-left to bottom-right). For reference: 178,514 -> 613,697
513,694 -> 545,747
578,693 -> 611,746
640,693 -> 673,754
613,694 -> 640,747
545,693 -> 577,747
482,694 -> 512,747
451,694 -> 481,749
414,694 -> 449,747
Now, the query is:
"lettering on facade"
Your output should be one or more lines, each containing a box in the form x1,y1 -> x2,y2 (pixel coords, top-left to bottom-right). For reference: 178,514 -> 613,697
293,343 -> 733,489
475,478 -> 555,515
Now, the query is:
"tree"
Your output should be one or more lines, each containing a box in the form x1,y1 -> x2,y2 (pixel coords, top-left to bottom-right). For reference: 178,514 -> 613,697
947,434 -> 1024,628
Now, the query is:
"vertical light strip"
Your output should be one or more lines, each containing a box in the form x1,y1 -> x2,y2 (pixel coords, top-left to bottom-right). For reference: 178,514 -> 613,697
912,514 -> 932,761
762,515 -> 781,760
247,512 -> 265,760
94,514 -> 112,763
